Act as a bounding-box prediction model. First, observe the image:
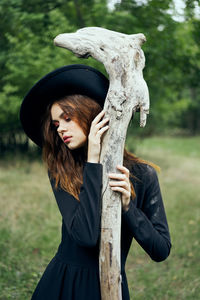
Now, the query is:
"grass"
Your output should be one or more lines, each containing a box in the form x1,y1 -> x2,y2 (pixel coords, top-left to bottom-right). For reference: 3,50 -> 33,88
126,136 -> 200,299
0,136 -> 200,299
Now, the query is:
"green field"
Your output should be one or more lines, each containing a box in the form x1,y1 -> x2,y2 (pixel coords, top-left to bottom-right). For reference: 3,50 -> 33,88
0,136 -> 200,299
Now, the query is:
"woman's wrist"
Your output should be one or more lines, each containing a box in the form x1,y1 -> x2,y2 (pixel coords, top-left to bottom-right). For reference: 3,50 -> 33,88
87,158 -> 99,163
87,154 -> 99,163
122,200 -> 131,212
87,146 -> 100,163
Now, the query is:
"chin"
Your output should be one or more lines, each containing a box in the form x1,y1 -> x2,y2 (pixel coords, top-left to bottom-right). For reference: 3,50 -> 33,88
64,140 -> 87,150
67,143 -> 80,150
67,144 -> 76,150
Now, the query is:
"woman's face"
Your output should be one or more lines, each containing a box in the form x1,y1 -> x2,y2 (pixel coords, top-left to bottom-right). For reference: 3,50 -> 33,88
51,103 -> 87,150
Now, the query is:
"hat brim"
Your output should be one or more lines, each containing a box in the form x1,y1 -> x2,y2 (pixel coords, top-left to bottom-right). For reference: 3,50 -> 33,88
20,64 -> 109,147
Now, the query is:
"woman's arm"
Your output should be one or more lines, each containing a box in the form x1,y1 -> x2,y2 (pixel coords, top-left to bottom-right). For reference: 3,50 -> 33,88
49,110 -> 109,248
49,162 -> 102,248
122,165 -> 171,262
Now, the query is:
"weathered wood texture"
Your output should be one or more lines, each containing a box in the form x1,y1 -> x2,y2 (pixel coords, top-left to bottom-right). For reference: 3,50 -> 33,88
54,27 -> 149,300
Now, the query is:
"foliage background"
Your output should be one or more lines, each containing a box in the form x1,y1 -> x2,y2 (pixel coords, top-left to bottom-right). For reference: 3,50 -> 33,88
0,0 -> 200,153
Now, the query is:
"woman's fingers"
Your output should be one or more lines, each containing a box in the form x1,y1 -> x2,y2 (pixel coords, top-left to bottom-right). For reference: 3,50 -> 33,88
108,173 -> 126,180
95,117 -> 109,130
109,180 -> 129,189
109,166 -> 130,180
92,117 -> 109,135
91,110 -> 105,125
109,180 -> 128,186
116,165 -> 130,176
90,110 -> 109,136
109,166 -> 129,179
97,125 -> 109,136
108,166 -> 131,193
108,165 -> 131,210
110,186 -> 130,196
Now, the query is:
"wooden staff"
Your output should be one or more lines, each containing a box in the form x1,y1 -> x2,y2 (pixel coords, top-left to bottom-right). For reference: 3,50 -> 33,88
54,27 -> 149,299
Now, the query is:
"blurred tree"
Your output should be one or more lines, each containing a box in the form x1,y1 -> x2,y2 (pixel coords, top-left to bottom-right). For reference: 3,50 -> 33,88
108,0 -> 200,135
178,1 -> 200,134
103,0 -> 181,134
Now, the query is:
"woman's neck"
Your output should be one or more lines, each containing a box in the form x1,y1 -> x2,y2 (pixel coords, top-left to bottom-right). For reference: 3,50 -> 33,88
71,145 -> 87,165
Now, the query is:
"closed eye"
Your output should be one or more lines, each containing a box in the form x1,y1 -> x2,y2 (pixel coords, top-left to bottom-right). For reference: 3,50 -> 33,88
51,113 -> 71,128
63,113 -> 71,122
64,116 -> 71,122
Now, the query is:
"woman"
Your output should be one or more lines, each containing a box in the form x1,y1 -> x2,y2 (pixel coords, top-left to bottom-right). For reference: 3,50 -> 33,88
20,64 -> 171,300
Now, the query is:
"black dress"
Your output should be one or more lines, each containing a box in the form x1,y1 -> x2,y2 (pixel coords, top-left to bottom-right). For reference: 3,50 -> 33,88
31,162 -> 171,300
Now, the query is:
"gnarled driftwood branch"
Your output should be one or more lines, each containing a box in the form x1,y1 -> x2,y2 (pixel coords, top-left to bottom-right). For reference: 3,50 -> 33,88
54,27 -> 149,300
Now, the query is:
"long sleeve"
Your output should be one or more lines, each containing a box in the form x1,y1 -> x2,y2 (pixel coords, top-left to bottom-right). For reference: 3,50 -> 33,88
49,162 -> 103,248
122,164 -> 171,262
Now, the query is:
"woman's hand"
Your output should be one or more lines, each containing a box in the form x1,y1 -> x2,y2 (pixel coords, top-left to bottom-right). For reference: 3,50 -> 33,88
109,165 -> 131,212
87,110 -> 109,163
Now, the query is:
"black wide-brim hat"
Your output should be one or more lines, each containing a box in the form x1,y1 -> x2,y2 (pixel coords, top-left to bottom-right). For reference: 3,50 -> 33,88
20,64 -> 109,147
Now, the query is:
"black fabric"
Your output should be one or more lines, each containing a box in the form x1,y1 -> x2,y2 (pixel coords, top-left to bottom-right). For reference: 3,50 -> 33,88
31,162 -> 171,300
20,65 -> 109,147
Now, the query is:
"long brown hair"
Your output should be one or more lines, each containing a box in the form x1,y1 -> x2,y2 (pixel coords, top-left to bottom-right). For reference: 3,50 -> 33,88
42,94 -> 159,200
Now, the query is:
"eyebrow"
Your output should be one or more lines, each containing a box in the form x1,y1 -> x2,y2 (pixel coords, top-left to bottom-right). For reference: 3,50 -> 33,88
52,112 -> 67,123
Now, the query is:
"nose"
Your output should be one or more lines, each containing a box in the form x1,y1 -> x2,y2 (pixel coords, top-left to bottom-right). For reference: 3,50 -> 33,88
57,120 -> 68,133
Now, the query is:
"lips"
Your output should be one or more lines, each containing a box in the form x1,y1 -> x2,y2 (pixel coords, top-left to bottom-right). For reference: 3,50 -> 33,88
63,136 -> 72,143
